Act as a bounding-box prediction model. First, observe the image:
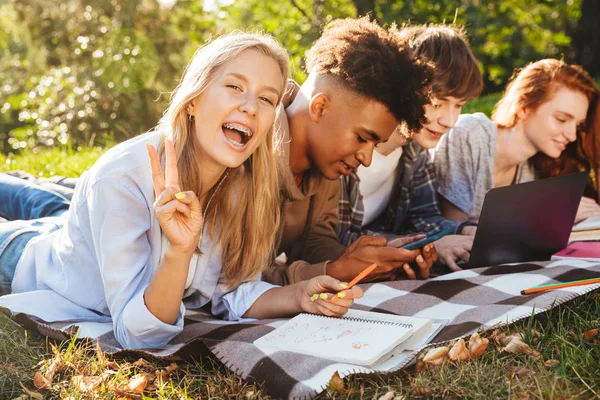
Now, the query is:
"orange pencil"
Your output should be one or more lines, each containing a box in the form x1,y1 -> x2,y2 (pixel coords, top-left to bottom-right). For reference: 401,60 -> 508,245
330,263 -> 377,303
521,277 -> 600,295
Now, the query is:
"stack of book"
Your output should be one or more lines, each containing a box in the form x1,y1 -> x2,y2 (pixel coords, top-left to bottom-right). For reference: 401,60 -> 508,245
569,216 -> 600,242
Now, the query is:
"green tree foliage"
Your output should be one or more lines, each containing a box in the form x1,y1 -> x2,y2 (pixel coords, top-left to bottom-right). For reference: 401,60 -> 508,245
223,0 -> 582,91
0,0 -> 591,154
0,0 -> 219,153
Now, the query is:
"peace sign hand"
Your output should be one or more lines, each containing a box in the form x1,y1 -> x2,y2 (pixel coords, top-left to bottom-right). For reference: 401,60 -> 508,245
146,138 -> 203,254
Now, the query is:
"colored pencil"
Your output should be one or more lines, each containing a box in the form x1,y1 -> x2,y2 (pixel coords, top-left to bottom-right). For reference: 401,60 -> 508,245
520,277 -> 600,295
330,263 -> 377,303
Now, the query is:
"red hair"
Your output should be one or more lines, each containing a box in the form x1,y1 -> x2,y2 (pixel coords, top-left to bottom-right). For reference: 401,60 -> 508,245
493,59 -> 596,130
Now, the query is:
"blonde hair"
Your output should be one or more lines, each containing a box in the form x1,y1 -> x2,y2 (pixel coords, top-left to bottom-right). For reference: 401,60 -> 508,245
155,32 -> 290,287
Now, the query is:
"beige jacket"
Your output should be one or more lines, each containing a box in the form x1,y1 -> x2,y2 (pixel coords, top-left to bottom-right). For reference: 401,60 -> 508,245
262,82 -> 346,285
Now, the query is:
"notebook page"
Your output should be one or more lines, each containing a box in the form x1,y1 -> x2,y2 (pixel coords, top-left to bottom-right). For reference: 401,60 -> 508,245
573,216 -> 600,231
253,313 -> 413,366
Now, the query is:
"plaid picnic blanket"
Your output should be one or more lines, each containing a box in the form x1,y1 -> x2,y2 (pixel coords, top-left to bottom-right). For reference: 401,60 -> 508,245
3,259 -> 600,400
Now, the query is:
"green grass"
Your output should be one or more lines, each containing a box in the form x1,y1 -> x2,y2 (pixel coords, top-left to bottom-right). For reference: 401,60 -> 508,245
1,90 -> 600,399
2,292 -> 598,399
0,145 -> 107,177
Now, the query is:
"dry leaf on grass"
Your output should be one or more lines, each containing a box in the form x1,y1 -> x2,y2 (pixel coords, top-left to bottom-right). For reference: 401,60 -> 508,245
96,341 -> 119,370
45,352 -> 62,384
378,391 -> 395,400
10,395 -> 28,400
468,332 -> 489,359
505,364 -> 535,377
327,371 -> 346,394
132,358 -> 154,370
582,328 -> 598,342
19,382 -> 44,400
156,362 -> 179,381
33,372 -> 51,390
72,375 -> 103,393
449,339 -> 470,361
491,331 -> 541,360
544,359 -> 560,367
108,386 -> 143,399
412,385 -> 432,396
423,346 -> 449,366
530,329 -> 542,345
124,373 -> 150,394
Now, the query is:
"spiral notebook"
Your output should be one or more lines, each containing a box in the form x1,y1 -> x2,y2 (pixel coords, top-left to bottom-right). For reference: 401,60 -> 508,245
254,309 -> 432,367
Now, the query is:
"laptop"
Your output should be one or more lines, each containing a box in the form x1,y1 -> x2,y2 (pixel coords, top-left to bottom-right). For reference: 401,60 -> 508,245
465,171 -> 588,268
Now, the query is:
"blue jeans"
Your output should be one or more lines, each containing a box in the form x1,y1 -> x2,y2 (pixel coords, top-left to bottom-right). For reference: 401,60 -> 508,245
0,173 -> 69,295
0,173 -> 71,220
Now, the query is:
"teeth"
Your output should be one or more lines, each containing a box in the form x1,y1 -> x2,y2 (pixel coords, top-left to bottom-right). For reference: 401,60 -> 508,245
223,122 -> 253,136
225,136 -> 244,148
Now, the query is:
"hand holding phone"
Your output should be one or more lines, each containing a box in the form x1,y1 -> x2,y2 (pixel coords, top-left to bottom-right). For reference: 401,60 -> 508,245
398,228 -> 450,250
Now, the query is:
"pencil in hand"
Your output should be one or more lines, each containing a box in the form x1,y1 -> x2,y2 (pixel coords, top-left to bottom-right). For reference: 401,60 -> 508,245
330,263 -> 377,303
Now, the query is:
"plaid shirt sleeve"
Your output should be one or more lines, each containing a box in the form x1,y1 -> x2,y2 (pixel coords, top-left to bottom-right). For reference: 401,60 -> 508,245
336,174 -> 364,245
407,148 -> 474,235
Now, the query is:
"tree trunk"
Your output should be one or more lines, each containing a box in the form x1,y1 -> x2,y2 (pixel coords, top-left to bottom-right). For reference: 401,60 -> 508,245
571,0 -> 600,77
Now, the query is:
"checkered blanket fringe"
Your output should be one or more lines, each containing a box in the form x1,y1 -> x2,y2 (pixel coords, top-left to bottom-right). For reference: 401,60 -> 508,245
3,260 -> 600,400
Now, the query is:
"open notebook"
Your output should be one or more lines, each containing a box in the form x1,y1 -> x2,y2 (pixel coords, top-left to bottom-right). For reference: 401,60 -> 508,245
253,309 -> 432,368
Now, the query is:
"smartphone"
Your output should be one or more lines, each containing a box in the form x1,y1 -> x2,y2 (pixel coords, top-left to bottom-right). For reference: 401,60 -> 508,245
398,228 -> 450,250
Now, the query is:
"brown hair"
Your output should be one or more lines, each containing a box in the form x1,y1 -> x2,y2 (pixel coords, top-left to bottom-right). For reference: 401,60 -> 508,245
398,24 -> 483,100
155,32 -> 290,287
305,16 -> 432,133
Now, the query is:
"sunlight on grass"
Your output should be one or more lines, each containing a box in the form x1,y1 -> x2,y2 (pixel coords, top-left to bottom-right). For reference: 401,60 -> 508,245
2,291 -> 598,399
0,145 -> 108,178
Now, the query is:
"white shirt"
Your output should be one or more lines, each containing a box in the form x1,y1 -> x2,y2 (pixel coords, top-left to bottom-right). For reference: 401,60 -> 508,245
357,146 -> 404,225
0,130 -> 276,349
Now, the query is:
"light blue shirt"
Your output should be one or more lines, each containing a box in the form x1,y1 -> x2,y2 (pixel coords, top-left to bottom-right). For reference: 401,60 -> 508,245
0,130 -> 277,349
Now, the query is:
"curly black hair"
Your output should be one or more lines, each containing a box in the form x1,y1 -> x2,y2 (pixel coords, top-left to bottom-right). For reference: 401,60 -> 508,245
305,16 -> 431,132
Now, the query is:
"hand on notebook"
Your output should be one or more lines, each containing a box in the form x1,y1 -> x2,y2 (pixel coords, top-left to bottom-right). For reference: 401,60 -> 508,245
575,197 -> 600,224
326,235 -> 437,282
299,275 -> 363,317
434,234 -> 473,271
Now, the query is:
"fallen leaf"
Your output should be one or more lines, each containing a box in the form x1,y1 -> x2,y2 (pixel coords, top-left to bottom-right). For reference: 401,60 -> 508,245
544,359 -> 560,367
582,328 -> 598,341
19,382 -> 44,400
378,391 -> 395,400
155,362 -> 179,381
125,374 -> 149,394
493,332 -> 541,360
505,364 -> 535,377
45,352 -> 62,383
132,358 -> 154,370
327,371 -> 346,394
415,352 -> 427,373
108,386 -> 143,399
33,372 -> 51,390
11,395 -> 28,400
503,336 -> 542,360
412,385 -> 432,396
468,332 -> 490,359
530,329 -> 542,345
422,346 -> 449,366
72,375 -> 103,393
449,339 -> 470,361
